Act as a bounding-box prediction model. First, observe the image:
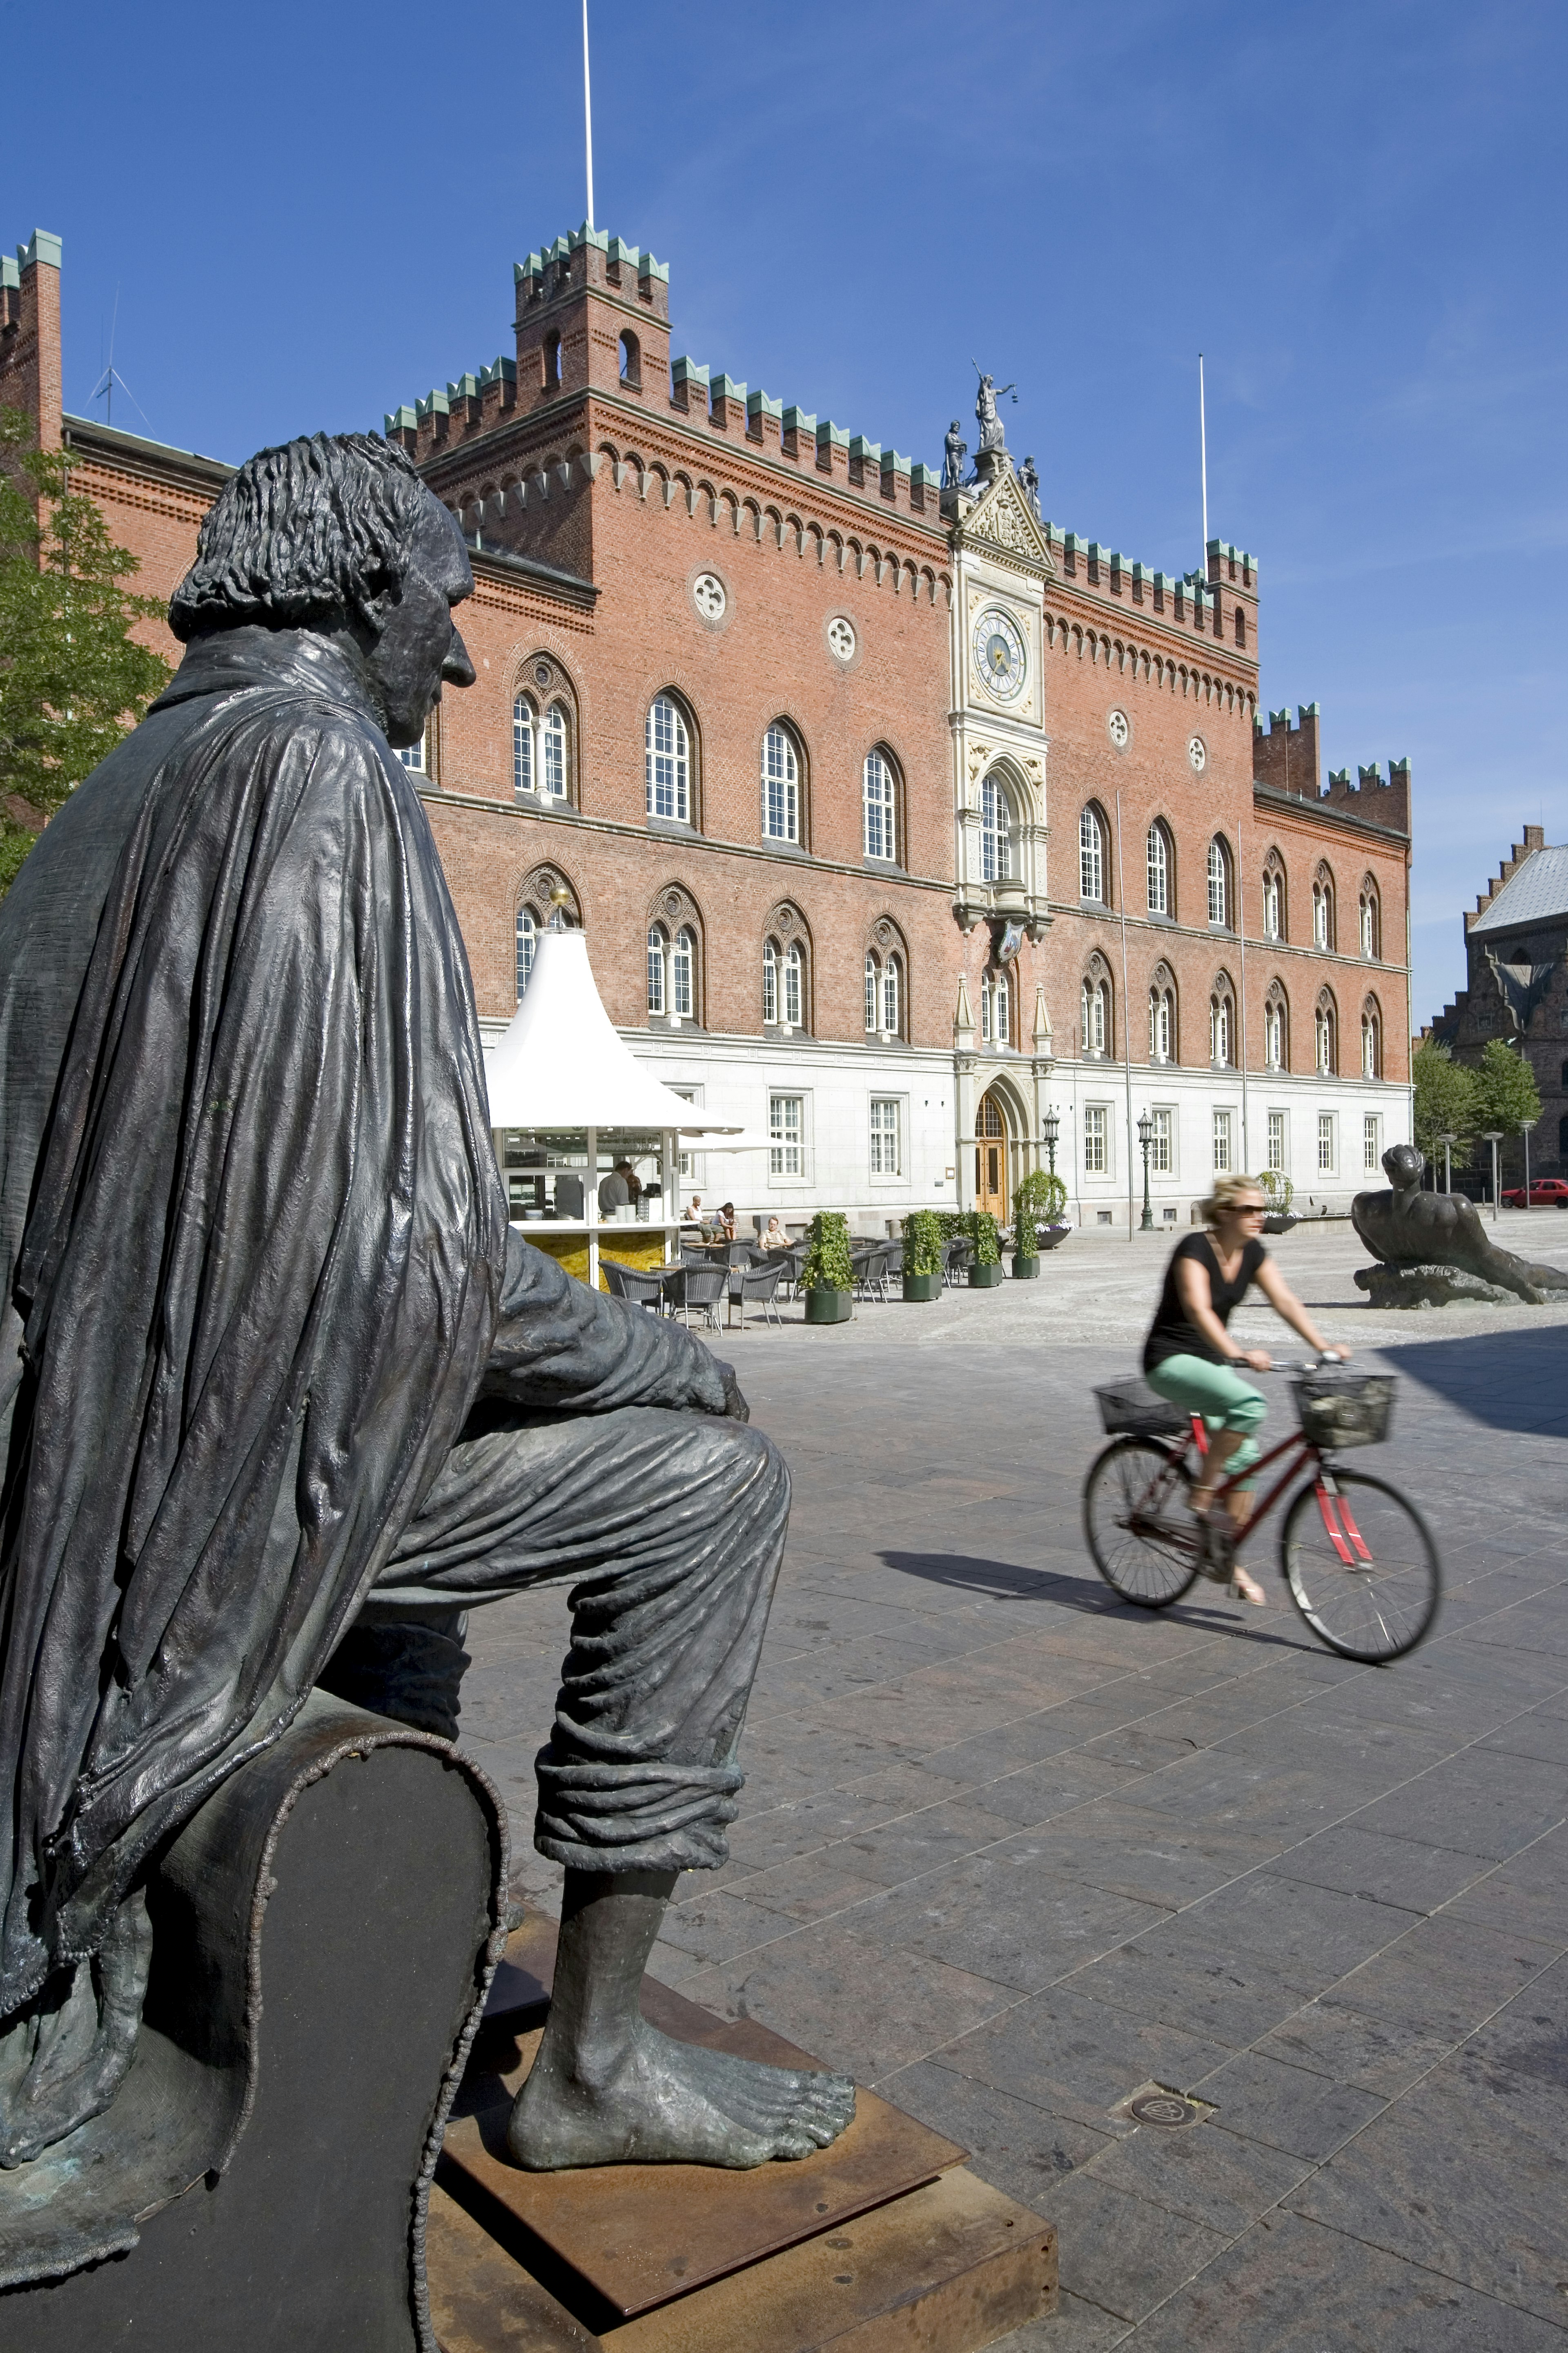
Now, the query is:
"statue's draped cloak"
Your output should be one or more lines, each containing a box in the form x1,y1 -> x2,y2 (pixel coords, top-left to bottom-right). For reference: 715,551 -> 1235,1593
0,630 -> 718,2014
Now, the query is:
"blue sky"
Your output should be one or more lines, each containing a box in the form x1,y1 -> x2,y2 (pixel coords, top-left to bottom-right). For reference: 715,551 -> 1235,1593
4,0 -> 1563,1022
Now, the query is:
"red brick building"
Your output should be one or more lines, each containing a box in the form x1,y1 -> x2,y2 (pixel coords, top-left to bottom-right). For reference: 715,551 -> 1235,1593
3,219 -> 1413,1225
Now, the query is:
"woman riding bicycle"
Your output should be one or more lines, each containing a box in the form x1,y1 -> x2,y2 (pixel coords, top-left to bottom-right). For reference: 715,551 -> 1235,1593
1143,1174 -> 1348,1606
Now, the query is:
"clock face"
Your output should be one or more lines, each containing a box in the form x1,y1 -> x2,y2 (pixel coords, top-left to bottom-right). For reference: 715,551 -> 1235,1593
973,606 -> 1026,702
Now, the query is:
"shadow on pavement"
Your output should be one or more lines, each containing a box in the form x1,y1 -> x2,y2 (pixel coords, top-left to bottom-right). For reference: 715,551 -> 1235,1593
878,1549 -> 1316,1653
1379,1323 -> 1568,1436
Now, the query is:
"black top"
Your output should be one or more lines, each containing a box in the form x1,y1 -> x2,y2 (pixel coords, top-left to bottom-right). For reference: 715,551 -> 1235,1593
1143,1232 -> 1267,1373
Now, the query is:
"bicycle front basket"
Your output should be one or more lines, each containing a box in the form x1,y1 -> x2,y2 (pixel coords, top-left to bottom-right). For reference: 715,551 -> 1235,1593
1291,1371 -> 1395,1450
1095,1380 -> 1189,1440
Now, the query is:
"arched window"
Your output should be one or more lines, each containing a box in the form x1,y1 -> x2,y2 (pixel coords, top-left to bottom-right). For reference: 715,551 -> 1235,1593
516,904 -> 538,1001
1149,969 -> 1175,1063
1313,866 -> 1335,950
1207,836 -> 1231,928
1265,984 -> 1289,1071
863,748 -> 897,861
1146,822 -> 1171,917
1081,969 -> 1110,1057
1210,977 -> 1236,1067
646,695 -> 691,823
541,703 -> 568,798
672,927 -> 695,1019
1359,884 -> 1380,959
1234,606 -> 1247,648
982,969 -> 1012,1047
784,940 -> 804,1028
763,939 -> 778,1027
1361,1000 -> 1381,1078
543,331 -> 561,390
618,329 -> 640,386
512,694 -> 535,796
980,773 -> 1013,882
646,923 -> 667,1017
1080,805 -> 1106,903
762,723 -> 800,842
1316,990 -> 1337,1073
865,951 -> 879,1033
881,954 -> 901,1038
1262,853 -> 1285,942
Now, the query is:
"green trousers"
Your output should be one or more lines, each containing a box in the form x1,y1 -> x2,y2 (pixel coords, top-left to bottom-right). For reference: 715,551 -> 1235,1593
1145,1353 -> 1266,1478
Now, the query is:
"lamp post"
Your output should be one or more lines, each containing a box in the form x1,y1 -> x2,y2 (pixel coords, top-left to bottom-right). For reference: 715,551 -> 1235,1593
1042,1108 -> 1060,1181
1521,1116 -> 1538,1209
1481,1130 -> 1504,1220
1435,1131 -> 1457,1194
1136,1109 -> 1154,1231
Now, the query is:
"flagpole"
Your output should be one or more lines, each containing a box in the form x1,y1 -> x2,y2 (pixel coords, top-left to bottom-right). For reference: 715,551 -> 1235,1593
1198,353 -> 1208,570
582,0 -> 595,229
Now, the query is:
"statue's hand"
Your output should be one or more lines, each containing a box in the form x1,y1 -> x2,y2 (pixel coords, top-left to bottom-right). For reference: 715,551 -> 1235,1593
711,1360 -> 750,1423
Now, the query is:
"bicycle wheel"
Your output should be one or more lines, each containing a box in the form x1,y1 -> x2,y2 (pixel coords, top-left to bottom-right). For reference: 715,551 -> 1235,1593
1084,1436 -> 1201,1608
1281,1468 -> 1441,1663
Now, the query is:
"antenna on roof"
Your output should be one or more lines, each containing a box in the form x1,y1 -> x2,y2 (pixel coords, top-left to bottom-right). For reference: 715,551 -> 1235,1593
1198,352 -> 1208,570
88,284 -> 149,433
582,0 -> 595,231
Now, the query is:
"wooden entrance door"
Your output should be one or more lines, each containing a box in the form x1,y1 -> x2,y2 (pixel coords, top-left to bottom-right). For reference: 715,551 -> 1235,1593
974,1091 -> 1008,1224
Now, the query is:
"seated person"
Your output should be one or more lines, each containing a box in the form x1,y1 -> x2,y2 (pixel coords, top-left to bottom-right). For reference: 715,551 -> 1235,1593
715,1202 -> 737,1242
762,1216 -> 787,1248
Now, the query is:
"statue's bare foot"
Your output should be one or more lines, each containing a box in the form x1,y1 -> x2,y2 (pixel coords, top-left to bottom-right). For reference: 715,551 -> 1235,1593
506,2019 -> 856,2170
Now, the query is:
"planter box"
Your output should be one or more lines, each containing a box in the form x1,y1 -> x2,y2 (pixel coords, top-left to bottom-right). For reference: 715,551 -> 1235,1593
902,1271 -> 942,1303
1011,1256 -> 1041,1280
1038,1224 -> 1072,1251
804,1288 -> 853,1324
968,1263 -> 1004,1289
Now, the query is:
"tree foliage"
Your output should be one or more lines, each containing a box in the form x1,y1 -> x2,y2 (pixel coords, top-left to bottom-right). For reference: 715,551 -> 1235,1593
0,408 -> 172,892
1411,1040 -> 1481,1167
1472,1038 -> 1541,1143
802,1209 -> 853,1294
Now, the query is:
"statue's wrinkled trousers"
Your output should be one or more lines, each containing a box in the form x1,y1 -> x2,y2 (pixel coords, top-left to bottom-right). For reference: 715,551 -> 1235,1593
365,1402 -> 788,1876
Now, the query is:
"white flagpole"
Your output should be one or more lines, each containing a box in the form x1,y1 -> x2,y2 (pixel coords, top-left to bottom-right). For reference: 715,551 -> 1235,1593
582,0 -> 595,229
1198,352 -> 1208,570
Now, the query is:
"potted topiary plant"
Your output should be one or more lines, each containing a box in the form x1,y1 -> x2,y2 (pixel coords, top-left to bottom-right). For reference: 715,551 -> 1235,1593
1257,1168 -> 1298,1235
964,1209 -> 1004,1288
802,1209 -> 854,1323
1009,1169 -> 1067,1277
902,1208 -> 945,1302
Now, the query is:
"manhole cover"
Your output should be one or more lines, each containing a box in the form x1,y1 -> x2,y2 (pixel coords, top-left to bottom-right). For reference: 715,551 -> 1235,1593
1128,2091 -> 1198,2129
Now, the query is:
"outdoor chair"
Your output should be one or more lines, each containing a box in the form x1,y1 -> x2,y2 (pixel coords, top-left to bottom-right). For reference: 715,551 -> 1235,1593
728,1260 -> 784,1330
943,1237 -> 973,1287
677,1265 -> 726,1331
765,1243 -> 808,1299
853,1246 -> 889,1303
609,1264 -> 669,1315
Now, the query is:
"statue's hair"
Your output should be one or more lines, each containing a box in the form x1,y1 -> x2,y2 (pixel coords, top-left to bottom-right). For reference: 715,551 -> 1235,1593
169,433 -> 435,642
1198,1172 -> 1267,1225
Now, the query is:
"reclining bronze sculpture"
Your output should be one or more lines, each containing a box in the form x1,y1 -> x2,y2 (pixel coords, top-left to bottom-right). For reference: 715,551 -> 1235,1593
1352,1142 -> 1568,1306
0,434 -> 852,2177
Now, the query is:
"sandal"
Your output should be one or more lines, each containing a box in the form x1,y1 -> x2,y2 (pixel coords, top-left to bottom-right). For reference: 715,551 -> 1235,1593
1229,1567 -> 1267,1607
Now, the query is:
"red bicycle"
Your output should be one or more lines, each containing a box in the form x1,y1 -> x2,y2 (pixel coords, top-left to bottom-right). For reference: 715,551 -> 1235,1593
1082,1361 -> 1440,1664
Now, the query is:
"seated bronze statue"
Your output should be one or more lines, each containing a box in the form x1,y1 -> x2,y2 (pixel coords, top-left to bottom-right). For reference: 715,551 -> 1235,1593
1352,1143 -> 1566,1304
0,435 -> 853,2174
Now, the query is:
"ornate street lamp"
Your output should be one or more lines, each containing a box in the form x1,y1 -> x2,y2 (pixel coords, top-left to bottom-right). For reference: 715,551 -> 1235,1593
1521,1116 -> 1538,1209
1136,1109 -> 1154,1231
1481,1130 -> 1504,1221
1435,1131 -> 1457,1195
1042,1108 -> 1060,1180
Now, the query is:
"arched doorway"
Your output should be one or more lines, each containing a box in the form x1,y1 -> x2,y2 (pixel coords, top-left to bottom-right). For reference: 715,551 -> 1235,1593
975,1090 -> 1009,1225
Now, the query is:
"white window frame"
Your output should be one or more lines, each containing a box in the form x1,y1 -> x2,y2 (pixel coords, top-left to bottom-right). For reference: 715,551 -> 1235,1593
1083,1104 -> 1111,1177
671,927 -> 695,1021
980,774 -> 1012,883
784,939 -> 804,1028
1263,870 -> 1281,940
768,1092 -> 808,1182
1149,986 -> 1172,1064
869,1095 -> 903,1178
864,749 -> 895,861
1207,838 -> 1229,928
983,970 -> 1011,1047
1267,1109 -> 1287,1173
762,939 -> 778,1027
516,905 -> 537,1001
1080,807 -> 1105,903
1313,882 -> 1330,948
1265,998 -> 1284,1070
541,702 -> 568,799
864,951 -> 879,1033
1210,992 -> 1232,1068
881,955 -> 900,1039
1212,1108 -> 1233,1174
1361,1009 -> 1379,1078
646,923 -> 667,1017
1150,1106 -> 1174,1175
669,1083 -> 701,1184
1146,823 -> 1169,916
1317,1113 -> 1336,1174
511,695 -> 534,795
1082,977 -> 1108,1056
1363,1113 -> 1381,1173
1316,1004 -> 1334,1073
646,695 -> 690,823
762,723 -> 799,843
397,729 -> 426,775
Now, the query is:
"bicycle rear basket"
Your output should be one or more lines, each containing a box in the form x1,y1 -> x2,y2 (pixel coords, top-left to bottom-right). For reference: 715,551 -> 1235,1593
1095,1380 -> 1190,1440
1291,1370 -> 1395,1449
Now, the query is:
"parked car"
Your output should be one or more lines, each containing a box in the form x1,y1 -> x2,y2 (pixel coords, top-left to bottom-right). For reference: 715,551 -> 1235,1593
1500,1177 -> 1568,1208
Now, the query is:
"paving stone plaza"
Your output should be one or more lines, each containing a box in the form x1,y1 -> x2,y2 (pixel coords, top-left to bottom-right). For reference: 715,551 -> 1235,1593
461,1218 -> 1568,2349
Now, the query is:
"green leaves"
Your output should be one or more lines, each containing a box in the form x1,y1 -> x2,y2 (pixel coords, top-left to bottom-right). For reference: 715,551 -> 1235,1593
0,408 -> 172,893
902,1207 -> 946,1278
1412,1041 -> 1481,1164
1472,1036 -> 1541,1138
1011,1168 -> 1066,1252
802,1209 -> 854,1293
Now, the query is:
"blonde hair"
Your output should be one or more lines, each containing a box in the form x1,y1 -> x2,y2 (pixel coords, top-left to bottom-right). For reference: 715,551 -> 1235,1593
1200,1173 -> 1267,1225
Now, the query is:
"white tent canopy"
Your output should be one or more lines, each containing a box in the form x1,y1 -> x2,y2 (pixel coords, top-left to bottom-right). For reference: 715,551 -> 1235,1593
484,930 -> 737,1133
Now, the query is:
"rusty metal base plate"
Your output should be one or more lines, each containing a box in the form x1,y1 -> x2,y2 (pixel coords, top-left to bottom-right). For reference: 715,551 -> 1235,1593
427,2164 -> 1057,2353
